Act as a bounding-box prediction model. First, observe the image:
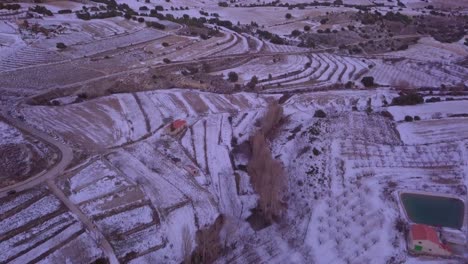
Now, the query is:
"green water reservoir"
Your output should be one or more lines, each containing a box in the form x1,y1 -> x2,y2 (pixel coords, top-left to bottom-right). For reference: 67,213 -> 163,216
401,192 -> 464,229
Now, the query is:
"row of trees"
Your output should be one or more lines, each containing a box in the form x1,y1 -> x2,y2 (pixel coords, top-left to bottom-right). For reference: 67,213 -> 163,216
0,3 -> 21,10
247,102 -> 287,222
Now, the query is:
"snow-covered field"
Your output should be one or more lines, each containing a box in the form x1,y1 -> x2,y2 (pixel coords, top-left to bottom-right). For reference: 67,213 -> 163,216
0,186 -> 104,263
388,100 -> 468,121
1,1 -> 467,263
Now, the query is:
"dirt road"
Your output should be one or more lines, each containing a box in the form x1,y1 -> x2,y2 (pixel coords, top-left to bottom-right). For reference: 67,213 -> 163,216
46,180 -> 119,264
0,110 -> 74,197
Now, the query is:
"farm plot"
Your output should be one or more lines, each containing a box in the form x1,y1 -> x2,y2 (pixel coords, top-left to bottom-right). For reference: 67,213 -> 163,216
306,183 -> 396,264
136,89 -> 276,128
282,89 -> 396,114
390,37 -> 468,62
30,18 -> 133,52
303,125 -> 465,263
0,45 -> 66,72
388,101 -> 468,122
331,112 -> 401,145
0,120 -> 58,188
22,89 -> 275,151
165,31 -> 236,61
369,59 -> 465,88
213,54 -> 308,83
0,186 -> 104,264
397,118 -> 468,145
215,30 -> 250,56
106,142 -> 219,263
336,139 -> 466,205
57,158 -> 163,262
265,108 -> 400,263
21,93 -> 149,150
260,53 -> 370,89
60,27 -> 167,58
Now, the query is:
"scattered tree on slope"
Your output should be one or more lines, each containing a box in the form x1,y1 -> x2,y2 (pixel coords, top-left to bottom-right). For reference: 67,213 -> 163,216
248,102 -> 287,223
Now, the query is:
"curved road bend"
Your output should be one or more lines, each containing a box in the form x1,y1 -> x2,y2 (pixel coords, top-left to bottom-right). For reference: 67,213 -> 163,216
0,111 -> 73,196
0,111 -> 120,263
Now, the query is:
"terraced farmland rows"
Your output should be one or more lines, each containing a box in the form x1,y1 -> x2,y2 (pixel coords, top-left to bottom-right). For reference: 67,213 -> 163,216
260,54 -> 370,89
0,187 -> 104,264
215,31 -> 250,56
58,159 -> 163,263
0,46 -> 65,72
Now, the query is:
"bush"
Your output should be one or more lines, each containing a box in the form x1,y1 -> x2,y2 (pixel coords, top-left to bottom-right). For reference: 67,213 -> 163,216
285,13 -> 292,19
30,5 -> 53,16
404,115 -> 413,122
291,29 -> 301,37
56,42 -> 67,49
228,71 -> 238,82
361,76 -> 374,87
425,97 -> 441,103
304,25 -> 311,31
414,116 -> 421,121
218,2 -> 228,7
58,9 -> 72,14
163,58 -> 171,63
247,75 -> 258,90
162,42 -> 169,47
146,21 -> 166,30
314,109 -> 326,118
392,93 -> 424,105
137,17 -> 145,23
313,148 -> 321,156
380,111 -> 394,120
345,81 -> 354,89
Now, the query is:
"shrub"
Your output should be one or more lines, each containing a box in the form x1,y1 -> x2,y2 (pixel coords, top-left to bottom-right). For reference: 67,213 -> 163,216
320,18 -> 329,24
414,115 -> 421,121
270,35 -> 285,45
146,21 -> 166,30
247,75 -> 258,89
58,9 -> 72,14
137,17 -> 145,23
380,111 -> 394,120
304,25 -> 311,31
30,5 -> 53,16
361,76 -> 374,87
56,42 -> 67,49
162,42 -> 169,47
285,13 -> 292,19
391,93 -> 424,105
163,58 -> 171,63
404,115 -> 413,122
313,148 -> 321,156
425,97 -> 441,103
314,109 -> 326,118
291,29 -> 301,37
218,2 -> 228,7
228,71 -> 238,82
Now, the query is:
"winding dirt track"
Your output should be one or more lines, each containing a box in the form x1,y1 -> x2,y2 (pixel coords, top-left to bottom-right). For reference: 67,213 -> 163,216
0,111 -> 73,197
0,110 -> 119,264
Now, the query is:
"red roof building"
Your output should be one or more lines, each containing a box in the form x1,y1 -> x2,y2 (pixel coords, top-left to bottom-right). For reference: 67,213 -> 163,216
167,119 -> 187,135
411,224 -> 440,242
408,224 -> 451,256
171,119 -> 187,130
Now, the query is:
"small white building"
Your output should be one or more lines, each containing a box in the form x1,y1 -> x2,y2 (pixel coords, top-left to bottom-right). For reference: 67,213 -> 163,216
408,224 -> 451,256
